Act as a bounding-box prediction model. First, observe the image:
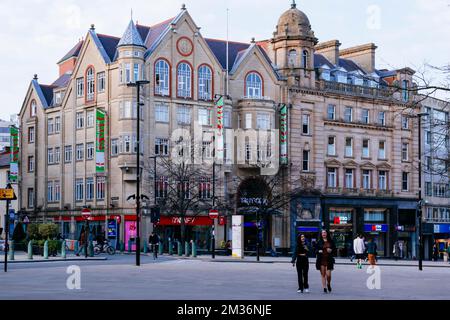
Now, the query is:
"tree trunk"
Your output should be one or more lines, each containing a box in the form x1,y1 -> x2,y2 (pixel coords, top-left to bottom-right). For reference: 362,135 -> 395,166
180,216 -> 186,246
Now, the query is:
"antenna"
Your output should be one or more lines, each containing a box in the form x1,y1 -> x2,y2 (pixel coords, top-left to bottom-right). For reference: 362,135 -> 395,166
226,7 -> 230,97
131,8 -> 133,21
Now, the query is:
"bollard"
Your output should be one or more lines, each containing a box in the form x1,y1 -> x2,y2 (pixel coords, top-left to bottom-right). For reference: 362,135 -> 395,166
88,241 -> 94,257
8,240 -> 14,261
61,240 -> 66,259
120,241 -> 125,253
177,241 -> 182,256
74,240 -> 79,254
127,240 -> 132,253
192,241 -> 197,258
28,240 -> 33,260
158,241 -> 163,256
168,240 -> 173,255
185,241 -> 190,257
143,241 -> 148,254
44,240 -> 49,259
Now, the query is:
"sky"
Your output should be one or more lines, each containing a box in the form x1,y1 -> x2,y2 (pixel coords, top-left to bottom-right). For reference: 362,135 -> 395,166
0,0 -> 449,120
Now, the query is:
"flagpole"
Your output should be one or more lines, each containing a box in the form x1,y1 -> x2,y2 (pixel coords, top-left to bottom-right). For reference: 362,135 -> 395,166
226,7 -> 229,97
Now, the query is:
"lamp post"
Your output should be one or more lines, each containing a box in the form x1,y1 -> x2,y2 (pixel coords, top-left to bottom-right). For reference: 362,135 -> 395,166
411,112 -> 429,271
127,80 -> 150,267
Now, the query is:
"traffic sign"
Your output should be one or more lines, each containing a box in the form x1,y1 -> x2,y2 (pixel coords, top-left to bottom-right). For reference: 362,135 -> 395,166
81,208 -> 91,220
0,188 -> 15,200
209,209 -> 219,219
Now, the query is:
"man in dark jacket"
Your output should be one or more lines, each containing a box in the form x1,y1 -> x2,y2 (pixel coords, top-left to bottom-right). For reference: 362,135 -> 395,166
149,232 -> 160,259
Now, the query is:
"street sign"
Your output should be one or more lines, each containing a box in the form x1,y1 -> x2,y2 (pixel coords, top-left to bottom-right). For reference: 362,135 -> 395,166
81,208 -> 91,220
209,209 -> 219,219
0,188 -> 15,200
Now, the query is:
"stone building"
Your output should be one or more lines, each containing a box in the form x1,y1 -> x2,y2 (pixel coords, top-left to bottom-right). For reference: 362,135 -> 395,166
17,2 -> 444,257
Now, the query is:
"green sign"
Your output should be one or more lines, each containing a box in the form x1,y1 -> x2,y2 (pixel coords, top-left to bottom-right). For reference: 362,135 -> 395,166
9,126 -> 19,182
96,109 -> 106,173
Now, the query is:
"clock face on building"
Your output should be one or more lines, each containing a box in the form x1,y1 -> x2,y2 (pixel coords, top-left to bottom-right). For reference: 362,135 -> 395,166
177,37 -> 193,56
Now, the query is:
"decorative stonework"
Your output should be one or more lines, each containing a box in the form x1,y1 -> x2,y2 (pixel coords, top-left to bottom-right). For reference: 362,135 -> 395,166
177,37 -> 194,57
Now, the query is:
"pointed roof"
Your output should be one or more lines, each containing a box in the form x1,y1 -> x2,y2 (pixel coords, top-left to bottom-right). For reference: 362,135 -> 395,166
118,20 -> 145,48
57,40 -> 84,64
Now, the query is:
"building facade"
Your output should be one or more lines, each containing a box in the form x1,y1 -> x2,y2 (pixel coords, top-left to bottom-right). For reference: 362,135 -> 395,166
17,2 -> 446,257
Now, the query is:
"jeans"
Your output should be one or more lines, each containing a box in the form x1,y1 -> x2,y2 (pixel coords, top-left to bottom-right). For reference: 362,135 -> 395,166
152,244 -> 158,259
296,256 -> 309,291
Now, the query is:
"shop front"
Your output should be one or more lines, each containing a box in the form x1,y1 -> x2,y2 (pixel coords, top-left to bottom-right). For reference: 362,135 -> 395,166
433,223 -> 450,259
329,208 -> 353,257
364,223 -> 388,257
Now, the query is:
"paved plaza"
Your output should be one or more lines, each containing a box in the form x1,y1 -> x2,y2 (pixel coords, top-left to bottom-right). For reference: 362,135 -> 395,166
1,254 -> 449,300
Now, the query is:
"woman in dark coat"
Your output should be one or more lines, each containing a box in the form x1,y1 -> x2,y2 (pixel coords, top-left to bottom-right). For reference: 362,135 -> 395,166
315,229 -> 336,293
291,234 -> 310,293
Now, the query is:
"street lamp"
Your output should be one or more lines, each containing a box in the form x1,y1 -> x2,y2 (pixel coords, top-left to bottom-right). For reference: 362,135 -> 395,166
127,80 -> 150,267
409,112 -> 429,271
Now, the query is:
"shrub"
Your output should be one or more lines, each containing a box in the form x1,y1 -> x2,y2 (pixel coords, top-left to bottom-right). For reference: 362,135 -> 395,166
38,224 -> 58,240
27,224 -> 40,240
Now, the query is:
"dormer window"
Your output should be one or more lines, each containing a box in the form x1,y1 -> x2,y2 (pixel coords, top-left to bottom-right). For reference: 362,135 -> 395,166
86,67 -> 95,102
30,100 -> 37,117
246,72 -> 262,99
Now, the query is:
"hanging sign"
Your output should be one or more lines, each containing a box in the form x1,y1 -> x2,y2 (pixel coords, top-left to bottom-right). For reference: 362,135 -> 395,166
280,104 -> 288,164
9,126 -> 19,183
216,96 -> 224,161
96,109 -> 106,173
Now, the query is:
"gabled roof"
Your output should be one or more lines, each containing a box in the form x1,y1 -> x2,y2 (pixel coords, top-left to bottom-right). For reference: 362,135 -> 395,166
136,24 -> 151,43
205,38 -> 250,72
39,85 -> 55,108
118,20 -> 145,48
95,33 -> 120,63
314,54 -> 334,69
339,58 -> 366,74
52,73 -> 71,88
57,41 -> 83,64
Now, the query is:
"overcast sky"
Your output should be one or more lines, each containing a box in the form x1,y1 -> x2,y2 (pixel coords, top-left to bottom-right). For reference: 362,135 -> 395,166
1,0 -> 449,120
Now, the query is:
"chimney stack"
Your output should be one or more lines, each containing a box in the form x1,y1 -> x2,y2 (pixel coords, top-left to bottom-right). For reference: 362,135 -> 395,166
340,43 -> 377,73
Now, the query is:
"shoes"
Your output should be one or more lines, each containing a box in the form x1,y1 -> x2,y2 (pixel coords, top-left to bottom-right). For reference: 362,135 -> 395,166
297,289 -> 303,293
323,288 -> 328,294
327,284 -> 332,292
304,289 -> 310,293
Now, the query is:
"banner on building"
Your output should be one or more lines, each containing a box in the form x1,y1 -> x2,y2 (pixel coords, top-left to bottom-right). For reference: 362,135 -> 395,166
9,126 -> 19,183
280,104 -> 288,164
96,109 -> 106,173
216,96 -> 224,161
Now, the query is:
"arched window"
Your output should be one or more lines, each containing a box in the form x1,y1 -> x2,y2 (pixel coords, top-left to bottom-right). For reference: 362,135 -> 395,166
177,62 -> 192,98
30,100 -> 37,117
302,50 -> 309,69
288,49 -> 297,67
198,65 -> 212,100
155,59 -> 170,96
246,72 -> 262,99
86,67 -> 95,101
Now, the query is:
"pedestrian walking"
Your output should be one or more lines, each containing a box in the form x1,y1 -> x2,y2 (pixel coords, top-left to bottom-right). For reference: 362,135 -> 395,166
446,245 -> 450,264
75,228 -> 86,256
353,234 -> 365,269
315,230 -> 336,294
432,243 -> 439,262
367,238 -> 377,267
291,234 -> 310,293
393,241 -> 400,261
149,232 -> 160,259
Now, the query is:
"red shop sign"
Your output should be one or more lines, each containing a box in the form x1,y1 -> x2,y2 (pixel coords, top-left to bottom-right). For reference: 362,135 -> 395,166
156,216 -> 214,226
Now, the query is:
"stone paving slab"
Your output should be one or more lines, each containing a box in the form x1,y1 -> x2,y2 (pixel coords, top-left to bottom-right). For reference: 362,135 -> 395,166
0,253 -> 107,263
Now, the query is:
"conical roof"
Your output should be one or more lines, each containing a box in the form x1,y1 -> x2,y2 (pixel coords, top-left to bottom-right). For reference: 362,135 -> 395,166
118,20 -> 145,48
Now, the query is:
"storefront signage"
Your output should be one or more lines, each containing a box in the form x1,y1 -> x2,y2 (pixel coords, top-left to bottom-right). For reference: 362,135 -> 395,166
240,197 -> 268,206
108,220 -> 117,237
216,96 -> 224,161
280,104 -> 288,164
364,224 -> 388,233
9,126 -> 19,183
156,216 -> 214,226
433,224 -> 450,234
333,216 -> 349,224
96,109 -> 106,173
297,227 -> 319,233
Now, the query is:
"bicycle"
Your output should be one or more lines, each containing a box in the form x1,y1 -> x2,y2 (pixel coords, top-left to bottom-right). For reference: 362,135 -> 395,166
94,240 -> 116,255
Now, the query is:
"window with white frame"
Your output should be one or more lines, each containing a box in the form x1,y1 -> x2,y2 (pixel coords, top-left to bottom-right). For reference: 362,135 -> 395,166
86,67 -> 95,101
378,111 -> 386,126
198,108 -> 211,126
246,72 -> 262,99
402,142 -> 409,161
378,171 -> 387,190
97,72 -> 105,93
198,65 -> 212,100
177,180 -> 190,199
224,110 -> 231,128
401,115 -> 409,129
202,141 -> 212,160
47,181 -> 54,202
344,107 -> 353,122
96,176 -> 106,200
245,142 -> 252,161
55,117 -> 61,133
76,144 -> 84,161
64,145 -> 72,162
122,135 -> 131,153
257,113 -> 270,130
345,169 -> 354,189
125,63 -> 131,83
27,188 -> 34,208
155,103 -> 169,123
75,179 -> 84,201
86,177 -> 94,200
327,105 -> 335,120
177,62 -> 192,98
155,59 -> 170,95
55,147 -> 60,163
302,150 -> 310,171
87,111 -> 95,127
47,148 -> 54,164
288,49 -> 297,67
402,80 -> 409,102
54,181 -> 61,202
361,109 -> 369,124
155,176 -> 168,198
31,100 -> 37,117
76,112 -> 84,129
327,168 -> 337,188
199,177 -> 211,200
378,141 -> 386,159
362,139 -> 370,158
76,78 -> 84,98
327,136 -> 336,156
28,156 -> 34,172
177,105 -> 191,124
111,139 -> 119,156
245,113 -> 252,129
55,92 -> 62,105
155,138 -> 169,156
28,127 -> 35,143
133,63 -> 140,82
362,170 -> 371,189
47,118 -> 54,134
302,114 -> 310,134
86,142 -> 94,160
345,137 -> 353,157
402,172 -> 409,191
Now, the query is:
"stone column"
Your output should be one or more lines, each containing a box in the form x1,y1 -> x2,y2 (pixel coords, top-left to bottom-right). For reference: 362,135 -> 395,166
232,215 -> 244,259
